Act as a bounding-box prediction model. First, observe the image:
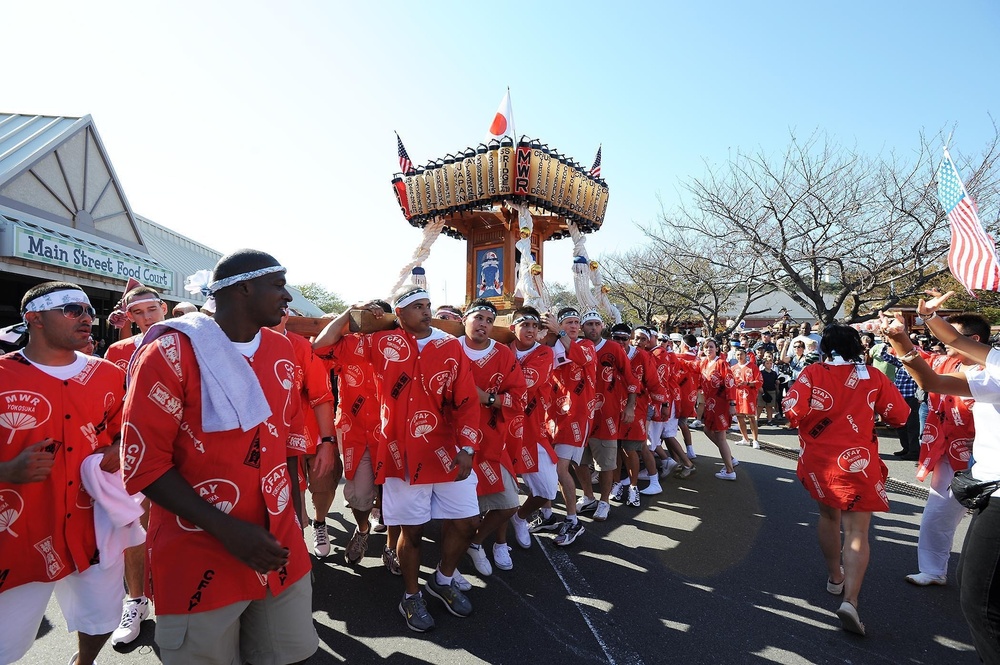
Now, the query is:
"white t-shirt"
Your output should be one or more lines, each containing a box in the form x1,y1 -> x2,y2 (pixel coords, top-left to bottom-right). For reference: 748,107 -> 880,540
460,337 -> 494,361
515,342 -> 538,362
415,326 -> 448,352
965,348 -> 1000,484
22,351 -> 90,379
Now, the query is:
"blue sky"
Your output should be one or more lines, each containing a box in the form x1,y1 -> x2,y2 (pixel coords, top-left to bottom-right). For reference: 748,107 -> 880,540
6,1 -> 999,306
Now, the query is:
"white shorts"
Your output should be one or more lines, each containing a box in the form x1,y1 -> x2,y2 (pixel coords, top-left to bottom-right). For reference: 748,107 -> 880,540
554,443 -> 585,465
382,472 -> 480,526
0,559 -> 125,664
522,445 -> 559,500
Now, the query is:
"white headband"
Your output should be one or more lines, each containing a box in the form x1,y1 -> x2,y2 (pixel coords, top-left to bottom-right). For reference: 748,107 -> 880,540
394,288 -> 430,310
125,293 -> 161,308
208,265 -> 286,294
463,304 -> 496,319
511,314 -> 540,326
23,289 -> 91,314
581,310 -> 602,324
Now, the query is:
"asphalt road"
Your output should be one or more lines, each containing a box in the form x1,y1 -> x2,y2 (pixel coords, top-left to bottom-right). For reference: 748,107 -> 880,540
21,423 -> 979,664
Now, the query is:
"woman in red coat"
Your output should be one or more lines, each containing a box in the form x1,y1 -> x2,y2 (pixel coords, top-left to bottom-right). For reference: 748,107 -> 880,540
731,347 -> 762,448
783,324 -> 909,636
697,339 -> 738,481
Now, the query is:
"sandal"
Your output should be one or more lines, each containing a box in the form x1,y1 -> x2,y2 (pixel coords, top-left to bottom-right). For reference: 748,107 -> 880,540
836,601 -> 866,636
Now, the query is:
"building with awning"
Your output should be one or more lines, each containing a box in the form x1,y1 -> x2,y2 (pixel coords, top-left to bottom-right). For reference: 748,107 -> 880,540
0,112 -> 321,341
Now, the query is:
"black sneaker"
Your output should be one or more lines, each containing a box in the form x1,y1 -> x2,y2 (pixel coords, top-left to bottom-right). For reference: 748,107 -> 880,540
554,520 -> 585,547
399,593 -> 435,632
529,513 -> 562,533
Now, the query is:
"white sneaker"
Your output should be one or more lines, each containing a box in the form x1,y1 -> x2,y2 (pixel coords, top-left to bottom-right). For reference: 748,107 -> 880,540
663,458 -> 679,476
731,457 -> 740,467
737,438 -> 751,446
467,543 -> 492,576
751,440 -> 760,449
511,512 -> 532,549
715,469 -> 737,481
905,572 -> 946,586
626,486 -> 641,507
453,569 -> 473,591
313,521 -> 331,557
111,596 -> 150,645
637,469 -> 650,480
576,496 -> 599,513
610,481 -> 626,502
640,477 -> 662,495
594,500 -> 611,521
493,544 -> 513,571
686,445 -> 697,459
690,419 -> 703,430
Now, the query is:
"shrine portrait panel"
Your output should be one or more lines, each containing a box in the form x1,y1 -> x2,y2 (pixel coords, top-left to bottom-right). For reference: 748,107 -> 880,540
475,246 -> 504,298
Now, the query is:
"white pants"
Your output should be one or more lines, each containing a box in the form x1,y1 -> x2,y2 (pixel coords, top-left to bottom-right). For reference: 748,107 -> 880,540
917,460 -> 968,577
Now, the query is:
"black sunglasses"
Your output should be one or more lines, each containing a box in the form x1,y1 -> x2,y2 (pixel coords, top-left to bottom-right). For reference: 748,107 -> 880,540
51,303 -> 96,319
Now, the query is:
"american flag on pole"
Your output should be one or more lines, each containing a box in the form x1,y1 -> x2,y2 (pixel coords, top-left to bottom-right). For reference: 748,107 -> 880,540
937,148 -> 1000,295
590,145 -> 602,179
396,132 -> 414,175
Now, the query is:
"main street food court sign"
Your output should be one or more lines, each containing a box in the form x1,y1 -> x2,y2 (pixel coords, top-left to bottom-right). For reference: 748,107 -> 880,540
11,223 -> 173,290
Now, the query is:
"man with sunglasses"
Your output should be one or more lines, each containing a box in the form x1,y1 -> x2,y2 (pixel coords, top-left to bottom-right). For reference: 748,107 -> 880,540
0,281 -> 127,665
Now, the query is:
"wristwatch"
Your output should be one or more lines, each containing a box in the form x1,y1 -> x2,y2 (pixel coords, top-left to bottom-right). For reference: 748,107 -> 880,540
460,446 -> 475,456
558,330 -> 568,338
486,393 -> 497,407
320,436 -> 335,444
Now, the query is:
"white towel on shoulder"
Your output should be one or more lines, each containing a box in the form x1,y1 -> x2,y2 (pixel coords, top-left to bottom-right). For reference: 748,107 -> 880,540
131,313 -> 272,432
80,455 -> 145,569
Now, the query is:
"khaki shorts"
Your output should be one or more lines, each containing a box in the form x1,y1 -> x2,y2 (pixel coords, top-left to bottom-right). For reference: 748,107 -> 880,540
620,439 -> 644,453
554,443 -> 585,464
344,448 -> 376,512
156,574 -> 317,665
478,467 -> 520,512
583,437 -> 618,472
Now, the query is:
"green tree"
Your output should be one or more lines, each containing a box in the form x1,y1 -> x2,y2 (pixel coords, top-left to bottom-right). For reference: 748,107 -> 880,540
293,282 -> 347,314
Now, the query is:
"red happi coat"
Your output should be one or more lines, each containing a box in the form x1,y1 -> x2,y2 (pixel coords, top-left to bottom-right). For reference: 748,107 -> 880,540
121,328 -> 310,615
364,328 -> 480,485
731,361 -> 762,415
784,361 -> 908,512
590,339 -> 640,440
0,352 -> 124,592
621,345 -> 665,441
918,351 -> 978,480
698,356 -> 734,431
548,339 -> 597,446
649,345 -> 678,423
316,333 -> 380,480
509,341 -> 557,473
461,339 -> 527,496
105,335 -> 142,371
673,350 -> 701,419
285,331 -> 334,454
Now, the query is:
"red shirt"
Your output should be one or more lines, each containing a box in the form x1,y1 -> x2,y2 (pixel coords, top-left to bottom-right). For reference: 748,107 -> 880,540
316,333 -> 380,480
364,328 -> 480,485
0,352 -> 125,591
731,361 -> 762,415
919,352 -> 978,479
784,362 -> 908,512
548,338 -> 597,446
509,342 -> 557,473
121,329 -> 310,615
673,350 -> 701,419
699,356 -> 734,431
591,340 -> 639,439
285,331 -> 334,454
105,335 -> 141,371
461,339 -> 527,495
621,346 -> 663,441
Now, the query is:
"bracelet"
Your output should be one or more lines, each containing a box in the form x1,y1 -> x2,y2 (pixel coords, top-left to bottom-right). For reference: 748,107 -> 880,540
898,348 -> 921,363
320,436 -> 335,444
923,311 -> 938,321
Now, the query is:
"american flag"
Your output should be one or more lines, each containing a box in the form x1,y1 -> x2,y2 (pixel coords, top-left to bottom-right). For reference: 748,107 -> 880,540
590,145 -> 602,179
937,149 -> 1000,294
396,132 -> 414,175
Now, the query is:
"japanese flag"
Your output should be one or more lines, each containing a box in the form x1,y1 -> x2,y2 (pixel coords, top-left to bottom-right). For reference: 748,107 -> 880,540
485,89 -> 516,143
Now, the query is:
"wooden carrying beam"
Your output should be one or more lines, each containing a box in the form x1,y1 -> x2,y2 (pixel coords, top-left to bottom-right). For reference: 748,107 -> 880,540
286,311 -> 516,344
